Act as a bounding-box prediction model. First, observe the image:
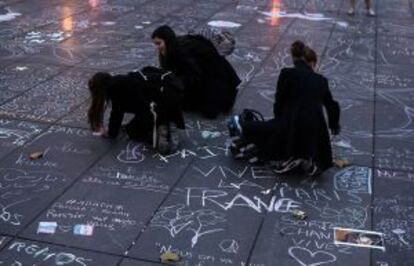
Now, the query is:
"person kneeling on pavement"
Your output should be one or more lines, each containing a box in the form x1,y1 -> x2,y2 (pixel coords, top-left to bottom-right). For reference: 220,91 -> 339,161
87,66 -> 185,155
228,41 -> 341,176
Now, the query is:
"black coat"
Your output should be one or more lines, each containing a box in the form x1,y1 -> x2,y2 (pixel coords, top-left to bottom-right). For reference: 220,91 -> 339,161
161,35 -> 241,118
243,60 -> 340,170
107,69 -> 185,138
274,60 -> 340,169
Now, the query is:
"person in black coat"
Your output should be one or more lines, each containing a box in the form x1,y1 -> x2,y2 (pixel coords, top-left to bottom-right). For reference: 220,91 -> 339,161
229,41 -> 340,175
151,25 -> 241,119
87,67 -> 185,154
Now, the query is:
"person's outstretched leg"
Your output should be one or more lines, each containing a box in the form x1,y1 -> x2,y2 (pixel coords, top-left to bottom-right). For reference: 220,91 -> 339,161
365,0 -> 375,16
348,0 -> 356,15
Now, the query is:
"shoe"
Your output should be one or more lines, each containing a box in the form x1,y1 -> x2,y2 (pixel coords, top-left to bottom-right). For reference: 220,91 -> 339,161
169,125 -> 180,152
241,143 -> 258,158
347,8 -> 355,16
232,143 -> 257,160
301,159 -> 319,177
157,125 -> 170,155
227,115 -> 242,137
248,156 -> 260,164
230,144 -> 242,158
273,158 -> 302,174
240,143 -> 256,153
233,150 -> 246,159
230,136 -> 244,147
367,8 -> 375,16
308,165 -> 319,177
229,136 -> 244,157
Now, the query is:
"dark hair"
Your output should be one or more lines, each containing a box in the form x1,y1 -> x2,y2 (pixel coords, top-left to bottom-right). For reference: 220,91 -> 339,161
304,46 -> 317,65
151,25 -> 178,69
290,40 -> 306,62
87,72 -> 112,131
151,25 -> 176,44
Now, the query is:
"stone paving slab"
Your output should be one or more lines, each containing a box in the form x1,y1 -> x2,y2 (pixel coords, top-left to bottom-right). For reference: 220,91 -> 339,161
0,61 -> 63,104
372,173 -> 414,266
19,137 -> 195,254
0,119 -> 47,160
0,238 -> 120,266
0,68 -> 91,123
249,168 -> 373,266
0,125 -> 113,235
0,0 -> 413,265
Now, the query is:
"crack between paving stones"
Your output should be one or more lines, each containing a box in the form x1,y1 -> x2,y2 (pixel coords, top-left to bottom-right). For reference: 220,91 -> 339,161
370,0 -> 379,264
116,157 -> 197,266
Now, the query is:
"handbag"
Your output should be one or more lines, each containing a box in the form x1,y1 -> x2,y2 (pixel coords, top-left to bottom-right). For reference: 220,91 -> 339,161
239,108 -> 264,123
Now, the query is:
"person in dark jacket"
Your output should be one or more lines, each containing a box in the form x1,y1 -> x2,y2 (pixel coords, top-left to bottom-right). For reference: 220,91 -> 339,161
151,25 -> 241,119
87,67 -> 185,154
228,41 -> 340,175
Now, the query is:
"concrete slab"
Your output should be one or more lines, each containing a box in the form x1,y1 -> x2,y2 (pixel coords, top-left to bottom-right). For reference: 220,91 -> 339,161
0,238 -> 119,266
0,125 -> 113,235
0,0 -> 413,265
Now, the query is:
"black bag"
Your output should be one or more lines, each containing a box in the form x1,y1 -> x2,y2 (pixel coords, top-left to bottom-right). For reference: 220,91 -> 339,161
188,27 -> 236,56
239,109 -> 264,123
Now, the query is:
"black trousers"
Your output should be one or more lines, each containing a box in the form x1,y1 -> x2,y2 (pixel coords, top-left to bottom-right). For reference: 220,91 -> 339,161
241,118 -> 280,160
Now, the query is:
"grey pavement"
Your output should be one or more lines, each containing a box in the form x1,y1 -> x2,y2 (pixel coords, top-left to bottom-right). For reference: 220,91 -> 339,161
0,0 -> 414,265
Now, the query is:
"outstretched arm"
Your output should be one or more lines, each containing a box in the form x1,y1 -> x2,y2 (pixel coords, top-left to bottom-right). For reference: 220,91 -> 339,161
323,78 -> 340,135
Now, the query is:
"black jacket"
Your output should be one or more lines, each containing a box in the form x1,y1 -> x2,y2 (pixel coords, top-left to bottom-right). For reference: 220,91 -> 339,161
271,60 -> 340,169
161,35 -> 241,118
107,69 -> 185,138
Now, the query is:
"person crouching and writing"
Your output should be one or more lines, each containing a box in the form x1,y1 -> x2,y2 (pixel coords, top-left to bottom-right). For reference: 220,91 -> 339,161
87,67 -> 185,155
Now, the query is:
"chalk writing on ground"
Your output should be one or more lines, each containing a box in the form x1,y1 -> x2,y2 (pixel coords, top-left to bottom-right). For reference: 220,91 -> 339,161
288,246 -> 337,266
150,204 -> 226,248
219,239 -> 239,254
46,199 -> 137,231
117,142 -> 146,164
1,240 -> 92,266
334,166 -> 372,194
0,120 -> 43,146
82,168 -> 170,194
156,243 -> 237,265
374,195 -> 414,251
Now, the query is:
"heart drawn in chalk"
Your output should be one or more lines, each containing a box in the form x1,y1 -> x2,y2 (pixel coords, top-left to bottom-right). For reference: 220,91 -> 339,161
288,246 -> 337,266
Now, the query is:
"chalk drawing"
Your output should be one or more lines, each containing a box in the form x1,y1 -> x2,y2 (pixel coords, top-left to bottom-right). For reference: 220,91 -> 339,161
207,21 -> 242,28
259,11 -> 348,28
151,204 -> 226,248
117,142 -> 145,164
219,239 -> 239,254
288,246 -> 337,266
334,166 -> 372,194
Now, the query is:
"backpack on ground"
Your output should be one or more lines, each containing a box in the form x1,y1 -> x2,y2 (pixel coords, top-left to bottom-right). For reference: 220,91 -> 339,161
188,27 -> 236,56
239,108 -> 265,123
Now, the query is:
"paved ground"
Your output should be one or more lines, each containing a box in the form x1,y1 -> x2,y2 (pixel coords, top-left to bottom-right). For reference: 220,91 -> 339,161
0,0 -> 413,265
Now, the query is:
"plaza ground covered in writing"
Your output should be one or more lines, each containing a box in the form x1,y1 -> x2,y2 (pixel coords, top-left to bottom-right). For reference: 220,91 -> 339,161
1,0 -> 414,265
